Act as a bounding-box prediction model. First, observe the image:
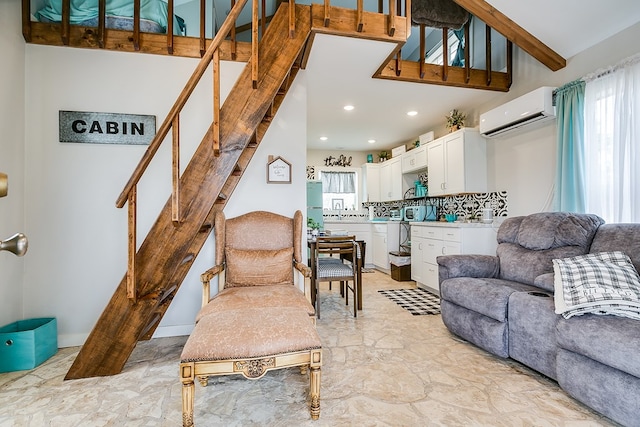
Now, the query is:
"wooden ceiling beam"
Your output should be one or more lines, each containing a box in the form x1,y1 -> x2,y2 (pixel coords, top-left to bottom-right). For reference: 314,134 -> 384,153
452,0 -> 566,71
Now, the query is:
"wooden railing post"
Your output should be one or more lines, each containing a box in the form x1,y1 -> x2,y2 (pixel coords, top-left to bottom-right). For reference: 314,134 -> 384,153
98,0 -> 106,48
213,48 -> 221,156
464,19 -> 470,83
172,115 -> 181,224
442,27 -> 449,81
167,0 -> 175,54
289,0 -> 295,38
231,0 -> 237,59
485,23 -> 492,86
127,187 -> 137,302
388,0 -> 396,37
21,0 -> 32,42
419,24 -> 425,79
252,0 -> 259,88
61,0 -> 70,45
133,0 -> 141,50
405,0 -> 411,38
357,0 -> 364,32
323,0 -> 330,26
199,0 -> 206,56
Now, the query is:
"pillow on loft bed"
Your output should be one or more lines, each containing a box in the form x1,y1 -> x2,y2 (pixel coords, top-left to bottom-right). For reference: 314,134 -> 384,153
35,0 -> 184,34
411,0 -> 469,29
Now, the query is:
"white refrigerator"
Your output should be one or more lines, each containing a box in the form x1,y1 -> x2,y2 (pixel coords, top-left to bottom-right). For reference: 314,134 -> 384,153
306,181 -> 323,230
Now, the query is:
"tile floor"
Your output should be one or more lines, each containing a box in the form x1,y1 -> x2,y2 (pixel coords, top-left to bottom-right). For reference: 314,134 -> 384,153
0,271 -> 617,426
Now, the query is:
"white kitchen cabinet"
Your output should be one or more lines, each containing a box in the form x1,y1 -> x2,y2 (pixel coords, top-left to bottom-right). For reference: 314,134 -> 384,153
401,144 -> 428,173
361,163 -> 380,203
410,223 -> 497,295
426,128 -> 487,197
372,222 -> 400,272
324,222 -> 373,268
379,157 -> 403,201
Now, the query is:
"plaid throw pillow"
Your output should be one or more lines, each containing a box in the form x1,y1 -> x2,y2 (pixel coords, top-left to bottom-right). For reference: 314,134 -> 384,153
553,251 -> 640,320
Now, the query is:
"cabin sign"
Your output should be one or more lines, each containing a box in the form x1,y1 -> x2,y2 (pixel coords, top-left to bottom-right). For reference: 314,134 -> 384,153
59,111 -> 156,145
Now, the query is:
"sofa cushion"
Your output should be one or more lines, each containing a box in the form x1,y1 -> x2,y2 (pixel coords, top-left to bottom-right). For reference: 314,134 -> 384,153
497,244 -> 588,286
225,247 -> 293,287
553,251 -> 640,320
590,223 -> 640,273
494,213 -> 603,286
440,277 -> 539,322
515,212 -> 603,251
556,313 -> 640,378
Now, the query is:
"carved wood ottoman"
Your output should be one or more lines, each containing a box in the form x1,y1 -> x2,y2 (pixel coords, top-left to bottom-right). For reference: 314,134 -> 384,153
179,307 -> 322,426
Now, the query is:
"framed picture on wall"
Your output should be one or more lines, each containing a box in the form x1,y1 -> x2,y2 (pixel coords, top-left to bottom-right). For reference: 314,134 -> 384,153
332,199 -> 343,210
267,155 -> 291,183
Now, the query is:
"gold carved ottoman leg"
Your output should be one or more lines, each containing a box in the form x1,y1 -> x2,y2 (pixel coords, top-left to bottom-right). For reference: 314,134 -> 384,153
309,366 -> 321,420
180,363 -> 195,427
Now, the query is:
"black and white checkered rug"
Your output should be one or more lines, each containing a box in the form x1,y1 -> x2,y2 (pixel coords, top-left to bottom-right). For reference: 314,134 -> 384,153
378,288 -> 441,315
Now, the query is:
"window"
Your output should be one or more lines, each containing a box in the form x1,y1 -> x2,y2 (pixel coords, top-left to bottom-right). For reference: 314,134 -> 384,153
319,171 -> 358,210
583,59 -> 640,223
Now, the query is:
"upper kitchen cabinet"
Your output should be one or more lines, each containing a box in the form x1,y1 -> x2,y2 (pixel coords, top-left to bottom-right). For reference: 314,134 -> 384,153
380,156 -> 403,201
426,128 -> 487,197
402,144 -> 428,174
361,163 -> 380,203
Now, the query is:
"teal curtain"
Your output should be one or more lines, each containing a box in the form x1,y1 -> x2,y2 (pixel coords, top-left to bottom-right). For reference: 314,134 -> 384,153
553,80 -> 586,212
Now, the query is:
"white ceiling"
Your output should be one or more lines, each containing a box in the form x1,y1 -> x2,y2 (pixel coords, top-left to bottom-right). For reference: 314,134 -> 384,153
305,0 -> 640,152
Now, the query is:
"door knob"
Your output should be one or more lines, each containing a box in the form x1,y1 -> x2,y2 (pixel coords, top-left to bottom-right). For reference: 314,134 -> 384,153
1,233 -> 28,257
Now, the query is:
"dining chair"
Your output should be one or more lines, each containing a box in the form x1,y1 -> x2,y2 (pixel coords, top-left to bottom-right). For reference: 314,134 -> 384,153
313,236 -> 359,318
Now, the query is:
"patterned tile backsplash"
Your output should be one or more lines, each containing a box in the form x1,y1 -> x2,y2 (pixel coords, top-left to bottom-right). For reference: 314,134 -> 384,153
307,165 -> 508,221
362,191 -> 508,221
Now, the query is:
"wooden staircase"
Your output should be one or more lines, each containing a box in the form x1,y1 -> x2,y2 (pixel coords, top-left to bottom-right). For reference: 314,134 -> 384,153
65,4 -> 312,380
51,0 -> 567,380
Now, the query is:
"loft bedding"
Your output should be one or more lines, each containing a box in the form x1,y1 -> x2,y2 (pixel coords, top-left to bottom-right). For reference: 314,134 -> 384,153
35,0 -> 184,34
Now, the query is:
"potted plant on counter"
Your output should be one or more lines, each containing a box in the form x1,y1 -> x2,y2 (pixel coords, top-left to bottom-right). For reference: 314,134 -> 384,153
307,218 -> 321,237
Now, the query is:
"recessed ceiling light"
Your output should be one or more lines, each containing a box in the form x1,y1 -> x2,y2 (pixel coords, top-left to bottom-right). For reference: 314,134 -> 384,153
407,111 -> 418,116
368,139 -> 376,144
343,105 -> 355,111
320,136 -> 328,141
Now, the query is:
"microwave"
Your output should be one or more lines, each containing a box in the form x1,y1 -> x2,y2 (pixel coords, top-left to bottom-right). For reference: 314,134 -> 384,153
389,209 -> 402,220
403,206 -> 426,222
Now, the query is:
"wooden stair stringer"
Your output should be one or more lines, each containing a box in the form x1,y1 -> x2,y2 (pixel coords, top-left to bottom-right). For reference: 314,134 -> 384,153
139,60 -> 304,341
65,4 -> 312,380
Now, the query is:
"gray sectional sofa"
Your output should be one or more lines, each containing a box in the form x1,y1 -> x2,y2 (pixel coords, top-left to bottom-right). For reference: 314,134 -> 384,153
437,212 -> 640,427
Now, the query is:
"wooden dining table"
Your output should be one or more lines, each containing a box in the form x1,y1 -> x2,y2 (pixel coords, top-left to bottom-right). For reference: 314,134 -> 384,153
308,238 -> 366,311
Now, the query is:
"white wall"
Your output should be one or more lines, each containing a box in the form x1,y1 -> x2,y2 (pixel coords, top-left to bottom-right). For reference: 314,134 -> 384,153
0,0 -> 26,327
482,22 -> 640,217
23,43 -> 305,346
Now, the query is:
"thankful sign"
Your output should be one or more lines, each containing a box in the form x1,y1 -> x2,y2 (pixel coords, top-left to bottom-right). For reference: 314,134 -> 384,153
59,111 -> 156,145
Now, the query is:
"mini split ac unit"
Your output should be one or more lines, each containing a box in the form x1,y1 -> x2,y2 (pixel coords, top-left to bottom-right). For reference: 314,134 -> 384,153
479,86 -> 557,138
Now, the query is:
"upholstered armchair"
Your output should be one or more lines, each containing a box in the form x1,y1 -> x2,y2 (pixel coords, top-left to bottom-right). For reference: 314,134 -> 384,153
197,210 -> 315,321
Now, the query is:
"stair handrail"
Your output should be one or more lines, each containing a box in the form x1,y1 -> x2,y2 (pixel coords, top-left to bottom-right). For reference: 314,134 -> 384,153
115,0 -> 250,210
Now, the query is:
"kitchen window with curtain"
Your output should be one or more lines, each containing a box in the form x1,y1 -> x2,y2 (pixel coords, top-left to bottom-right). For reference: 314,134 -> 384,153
319,171 -> 358,210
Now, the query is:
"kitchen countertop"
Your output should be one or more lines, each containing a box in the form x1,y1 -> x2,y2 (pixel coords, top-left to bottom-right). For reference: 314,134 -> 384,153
323,220 -> 502,227
410,220 -> 500,228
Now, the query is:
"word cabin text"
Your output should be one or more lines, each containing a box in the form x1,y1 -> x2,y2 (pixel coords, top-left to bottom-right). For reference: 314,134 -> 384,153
59,111 -> 156,145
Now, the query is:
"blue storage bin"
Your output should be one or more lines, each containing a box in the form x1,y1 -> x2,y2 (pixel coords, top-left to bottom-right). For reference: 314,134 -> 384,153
0,317 -> 57,373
